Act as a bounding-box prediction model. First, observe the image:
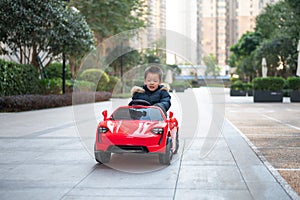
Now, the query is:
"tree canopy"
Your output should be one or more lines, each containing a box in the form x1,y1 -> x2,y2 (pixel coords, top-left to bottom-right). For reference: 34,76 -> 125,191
204,53 -> 220,78
229,0 -> 300,79
230,31 -> 262,58
229,31 -> 262,80
68,0 -> 149,78
0,0 -> 95,71
69,0 -> 148,44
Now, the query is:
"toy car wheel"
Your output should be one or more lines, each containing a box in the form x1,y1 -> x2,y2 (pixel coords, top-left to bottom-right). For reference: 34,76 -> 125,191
159,139 -> 173,165
95,151 -> 111,164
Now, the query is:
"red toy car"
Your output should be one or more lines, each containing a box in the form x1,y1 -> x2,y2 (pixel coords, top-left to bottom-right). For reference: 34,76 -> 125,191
94,100 -> 179,165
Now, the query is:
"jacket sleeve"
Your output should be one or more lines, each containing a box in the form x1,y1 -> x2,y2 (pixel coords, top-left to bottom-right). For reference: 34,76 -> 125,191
154,90 -> 171,112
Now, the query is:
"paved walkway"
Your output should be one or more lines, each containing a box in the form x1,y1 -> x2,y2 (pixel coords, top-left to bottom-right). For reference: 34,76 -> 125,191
0,88 -> 297,200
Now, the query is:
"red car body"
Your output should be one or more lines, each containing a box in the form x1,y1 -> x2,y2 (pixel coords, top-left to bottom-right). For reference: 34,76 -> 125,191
94,105 -> 179,165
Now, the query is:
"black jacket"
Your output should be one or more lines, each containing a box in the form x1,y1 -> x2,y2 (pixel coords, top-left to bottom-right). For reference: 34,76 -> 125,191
131,85 -> 171,112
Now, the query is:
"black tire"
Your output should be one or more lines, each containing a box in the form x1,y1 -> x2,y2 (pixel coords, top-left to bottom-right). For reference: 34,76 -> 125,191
174,129 -> 179,154
159,139 -> 173,165
95,151 -> 111,164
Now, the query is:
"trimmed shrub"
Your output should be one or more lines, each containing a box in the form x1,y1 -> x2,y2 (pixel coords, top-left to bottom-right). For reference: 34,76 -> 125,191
39,78 -> 62,94
43,62 -> 72,79
105,76 -> 120,92
73,80 -> 97,92
0,59 -> 40,96
133,79 -> 144,87
170,80 -> 191,89
0,92 -> 111,112
252,77 -> 285,91
230,77 -> 240,84
39,79 -> 96,94
287,77 -> 300,91
79,68 -> 110,91
230,80 -> 245,91
244,82 -> 253,91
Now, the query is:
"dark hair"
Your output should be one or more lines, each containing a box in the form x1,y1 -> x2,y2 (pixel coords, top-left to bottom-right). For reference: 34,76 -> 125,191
144,65 -> 163,81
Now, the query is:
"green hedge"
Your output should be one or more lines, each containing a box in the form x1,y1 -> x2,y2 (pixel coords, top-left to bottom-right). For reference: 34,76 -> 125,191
39,78 -> 62,94
287,77 -> 300,90
230,81 -> 253,91
133,79 -> 144,87
170,80 -> 191,88
252,77 -> 286,91
0,92 -> 111,112
230,80 -> 245,90
0,59 -> 40,96
244,82 -> 253,91
43,62 -> 72,79
105,76 -> 120,92
72,80 -> 96,92
39,79 -> 98,94
78,68 -> 110,92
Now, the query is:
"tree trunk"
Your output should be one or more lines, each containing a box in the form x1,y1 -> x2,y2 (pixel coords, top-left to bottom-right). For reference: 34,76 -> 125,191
31,43 -> 39,70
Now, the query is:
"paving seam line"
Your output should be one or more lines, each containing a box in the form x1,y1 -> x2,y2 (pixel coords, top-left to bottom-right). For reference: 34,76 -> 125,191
60,165 -> 98,200
226,119 -> 300,200
262,115 -> 300,131
222,127 -> 255,200
21,118 -> 94,138
172,139 -> 185,200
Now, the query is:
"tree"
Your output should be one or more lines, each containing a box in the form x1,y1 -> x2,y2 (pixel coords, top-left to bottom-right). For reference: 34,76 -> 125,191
230,0 -> 300,79
284,0 -> 300,74
204,54 -> 220,78
106,45 -> 143,77
0,0 -> 95,76
69,0 -> 148,45
255,1 -> 299,40
283,0 -> 300,39
254,0 -> 299,76
230,32 -> 262,58
68,0 -> 148,80
238,52 -> 257,81
255,35 -> 294,77
229,31 -> 262,80
255,3 -> 284,40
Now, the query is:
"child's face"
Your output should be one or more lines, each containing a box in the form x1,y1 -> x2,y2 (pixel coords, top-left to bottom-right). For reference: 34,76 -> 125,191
144,72 -> 161,92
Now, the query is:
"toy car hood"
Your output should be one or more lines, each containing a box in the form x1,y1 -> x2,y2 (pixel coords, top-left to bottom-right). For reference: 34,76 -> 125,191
101,120 -> 166,137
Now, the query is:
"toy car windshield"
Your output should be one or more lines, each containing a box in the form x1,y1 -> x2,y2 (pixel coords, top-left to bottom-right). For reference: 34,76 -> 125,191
111,107 -> 164,121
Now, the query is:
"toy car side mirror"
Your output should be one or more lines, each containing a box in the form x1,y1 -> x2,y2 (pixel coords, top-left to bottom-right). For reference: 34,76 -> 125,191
169,111 -> 174,119
102,110 -> 108,120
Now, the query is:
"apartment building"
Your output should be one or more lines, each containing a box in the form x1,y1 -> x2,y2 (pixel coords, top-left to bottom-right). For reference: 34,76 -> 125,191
198,0 -> 280,67
146,0 -> 166,47
146,0 -> 280,73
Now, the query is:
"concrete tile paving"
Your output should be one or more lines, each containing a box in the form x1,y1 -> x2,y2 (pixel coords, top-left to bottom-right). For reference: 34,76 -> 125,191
0,88 -> 295,199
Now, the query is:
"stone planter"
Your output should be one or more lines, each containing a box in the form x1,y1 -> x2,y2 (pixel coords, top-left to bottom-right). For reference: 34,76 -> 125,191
230,90 -> 246,96
247,89 -> 253,96
173,87 -> 185,92
253,90 -> 283,102
290,90 -> 300,102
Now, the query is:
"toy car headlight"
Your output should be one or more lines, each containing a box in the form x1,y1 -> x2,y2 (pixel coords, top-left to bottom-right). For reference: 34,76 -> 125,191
152,128 -> 164,134
98,126 -> 109,133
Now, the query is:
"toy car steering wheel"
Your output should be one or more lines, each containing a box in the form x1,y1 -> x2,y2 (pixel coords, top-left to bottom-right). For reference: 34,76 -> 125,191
128,99 -> 151,106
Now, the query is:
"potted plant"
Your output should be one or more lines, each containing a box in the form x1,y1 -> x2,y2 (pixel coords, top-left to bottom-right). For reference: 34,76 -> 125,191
170,81 -> 190,92
244,82 -> 253,96
287,77 -> 300,102
252,77 -> 285,102
230,80 -> 246,96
